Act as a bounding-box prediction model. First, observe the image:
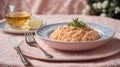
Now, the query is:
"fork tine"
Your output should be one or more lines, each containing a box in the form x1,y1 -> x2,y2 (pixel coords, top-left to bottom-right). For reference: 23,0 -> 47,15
24,33 -> 29,44
30,33 -> 36,43
25,33 -> 35,44
27,33 -> 31,43
29,33 -> 35,44
24,33 -> 32,44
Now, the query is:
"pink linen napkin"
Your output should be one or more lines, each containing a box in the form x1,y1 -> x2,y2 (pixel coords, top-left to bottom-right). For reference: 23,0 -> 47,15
0,33 -> 25,67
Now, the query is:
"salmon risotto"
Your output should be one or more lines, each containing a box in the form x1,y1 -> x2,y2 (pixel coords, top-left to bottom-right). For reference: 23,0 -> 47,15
50,18 -> 100,42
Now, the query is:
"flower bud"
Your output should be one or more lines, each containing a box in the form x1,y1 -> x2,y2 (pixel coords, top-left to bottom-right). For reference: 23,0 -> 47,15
102,1 -> 108,9
82,9 -> 89,15
115,7 -> 120,14
96,2 -> 102,9
93,3 -> 97,9
102,9 -> 106,12
100,13 -> 107,17
85,5 -> 91,11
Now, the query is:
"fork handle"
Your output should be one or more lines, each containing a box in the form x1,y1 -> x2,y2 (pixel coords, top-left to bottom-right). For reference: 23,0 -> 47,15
15,47 -> 31,66
36,45 -> 53,58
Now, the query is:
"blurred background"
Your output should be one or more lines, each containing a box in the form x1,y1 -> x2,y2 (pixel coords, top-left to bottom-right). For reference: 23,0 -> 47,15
0,0 -> 120,20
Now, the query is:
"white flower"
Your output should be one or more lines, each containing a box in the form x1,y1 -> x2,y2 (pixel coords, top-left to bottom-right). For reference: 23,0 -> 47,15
85,5 -> 91,11
115,7 -> 120,14
96,2 -> 102,9
82,5 -> 91,15
100,13 -> 107,17
82,9 -> 89,15
110,3 -> 114,7
102,9 -> 106,12
102,0 -> 109,9
93,3 -> 97,9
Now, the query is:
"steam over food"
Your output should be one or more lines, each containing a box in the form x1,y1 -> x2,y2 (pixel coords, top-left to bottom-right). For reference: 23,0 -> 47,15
50,18 -> 100,42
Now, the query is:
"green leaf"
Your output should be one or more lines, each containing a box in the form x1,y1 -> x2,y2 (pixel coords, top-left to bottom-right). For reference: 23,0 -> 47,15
68,18 -> 86,27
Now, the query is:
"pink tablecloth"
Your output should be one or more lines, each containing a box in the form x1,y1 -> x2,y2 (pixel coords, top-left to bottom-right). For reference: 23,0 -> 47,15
0,15 -> 120,67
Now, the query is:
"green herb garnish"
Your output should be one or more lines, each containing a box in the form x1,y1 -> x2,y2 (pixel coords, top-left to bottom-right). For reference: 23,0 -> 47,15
68,18 -> 86,27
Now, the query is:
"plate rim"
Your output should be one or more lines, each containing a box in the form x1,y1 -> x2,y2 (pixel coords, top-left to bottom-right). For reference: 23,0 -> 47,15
20,39 -> 120,61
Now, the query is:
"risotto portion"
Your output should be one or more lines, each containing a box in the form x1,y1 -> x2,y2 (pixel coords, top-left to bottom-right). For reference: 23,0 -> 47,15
50,25 -> 100,42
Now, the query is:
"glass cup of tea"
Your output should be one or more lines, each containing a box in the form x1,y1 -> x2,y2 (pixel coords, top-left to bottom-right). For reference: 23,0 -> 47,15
5,0 -> 31,30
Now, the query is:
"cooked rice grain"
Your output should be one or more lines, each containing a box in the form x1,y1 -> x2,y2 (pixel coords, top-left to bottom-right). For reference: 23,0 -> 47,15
50,25 -> 100,42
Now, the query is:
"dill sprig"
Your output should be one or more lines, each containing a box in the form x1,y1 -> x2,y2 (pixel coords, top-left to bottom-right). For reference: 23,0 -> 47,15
68,18 -> 86,27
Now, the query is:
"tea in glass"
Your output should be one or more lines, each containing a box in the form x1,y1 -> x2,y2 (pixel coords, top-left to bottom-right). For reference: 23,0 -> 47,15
5,12 -> 31,30
5,0 -> 31,30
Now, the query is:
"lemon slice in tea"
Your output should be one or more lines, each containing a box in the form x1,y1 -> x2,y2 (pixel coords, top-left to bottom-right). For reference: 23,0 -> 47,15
29,19 -> 42,30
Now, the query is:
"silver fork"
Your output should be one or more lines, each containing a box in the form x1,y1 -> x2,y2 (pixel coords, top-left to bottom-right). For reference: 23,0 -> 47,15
24,33 -> 53,58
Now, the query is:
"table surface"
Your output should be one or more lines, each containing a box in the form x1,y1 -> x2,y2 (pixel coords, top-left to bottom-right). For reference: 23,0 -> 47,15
0,15 -> 120,67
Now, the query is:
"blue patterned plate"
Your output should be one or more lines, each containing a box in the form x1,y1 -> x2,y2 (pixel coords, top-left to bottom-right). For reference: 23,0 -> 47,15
36,22 -> 115,51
